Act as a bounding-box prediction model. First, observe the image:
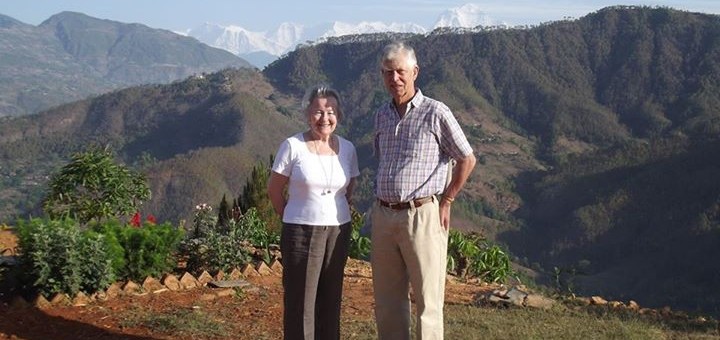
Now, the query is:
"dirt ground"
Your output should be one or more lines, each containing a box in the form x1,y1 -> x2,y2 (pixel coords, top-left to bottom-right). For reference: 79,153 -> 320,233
0,229 -> 494,340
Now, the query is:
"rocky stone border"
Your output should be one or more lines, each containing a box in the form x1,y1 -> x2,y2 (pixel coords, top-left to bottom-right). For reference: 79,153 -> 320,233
477,285 -> 714,325
8,259 -> 284,310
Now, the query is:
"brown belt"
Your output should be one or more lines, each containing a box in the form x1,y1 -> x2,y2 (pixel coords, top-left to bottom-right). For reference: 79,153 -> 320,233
378,196 -> 434,210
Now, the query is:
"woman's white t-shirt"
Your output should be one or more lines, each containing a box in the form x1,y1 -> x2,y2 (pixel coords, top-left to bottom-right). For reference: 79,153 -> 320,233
271,132 -> 360,226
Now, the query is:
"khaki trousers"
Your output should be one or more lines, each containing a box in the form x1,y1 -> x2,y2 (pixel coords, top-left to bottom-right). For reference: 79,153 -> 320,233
370,198 -> 448,340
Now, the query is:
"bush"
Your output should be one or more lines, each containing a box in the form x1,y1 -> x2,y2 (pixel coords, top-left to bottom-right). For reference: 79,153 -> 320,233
181,207 -> 278,275
470,241 -> 512,283
94,221 -> 184,282
348,208 -> 371,260
43,147 -> 151,224
446,229 -> 513,283
16,218 -> 115,297
447,229 -> 480,277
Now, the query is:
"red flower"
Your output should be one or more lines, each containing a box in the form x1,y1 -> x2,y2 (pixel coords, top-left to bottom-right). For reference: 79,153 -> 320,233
130,212 -> 141,228
146,214 -> 157,225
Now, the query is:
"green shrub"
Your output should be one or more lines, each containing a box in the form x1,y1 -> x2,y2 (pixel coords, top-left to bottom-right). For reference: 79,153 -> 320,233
446,229 -> 513,283
348,208 -> 370,260
470,241 -> 512,283
447,229 -> 480,277
77,231 -> 117,292
95,221 -> 183,281
16,218 -> 115,296
181,207 -> 277,274
43,147 -> 151,224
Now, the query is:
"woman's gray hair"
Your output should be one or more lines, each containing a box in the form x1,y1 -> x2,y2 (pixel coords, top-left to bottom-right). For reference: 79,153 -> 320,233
381,41 -> 418,68
303,84 -> 343,121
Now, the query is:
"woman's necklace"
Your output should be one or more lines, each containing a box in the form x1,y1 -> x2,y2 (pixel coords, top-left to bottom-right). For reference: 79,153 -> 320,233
313,138 -> 334,195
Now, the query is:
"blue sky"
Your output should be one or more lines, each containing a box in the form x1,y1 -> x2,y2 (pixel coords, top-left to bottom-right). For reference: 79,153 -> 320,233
1,0 -> 719,32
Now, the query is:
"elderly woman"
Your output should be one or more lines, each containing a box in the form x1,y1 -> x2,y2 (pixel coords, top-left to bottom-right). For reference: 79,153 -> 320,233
267,85 -> 360,340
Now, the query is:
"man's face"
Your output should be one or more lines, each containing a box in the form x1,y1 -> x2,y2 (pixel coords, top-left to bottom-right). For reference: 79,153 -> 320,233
381,56 -> 418,104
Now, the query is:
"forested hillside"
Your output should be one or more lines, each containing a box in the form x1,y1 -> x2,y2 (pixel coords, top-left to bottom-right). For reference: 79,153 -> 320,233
0,11 -> 251,117
0,69 -> 303,222
1,6 -> 719,315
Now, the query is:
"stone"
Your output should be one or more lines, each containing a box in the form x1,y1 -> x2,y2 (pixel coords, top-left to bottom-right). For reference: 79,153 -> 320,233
32,295 -> 51,309
49,293 -> 70,305
269,259 -> 283,272
180,272 -> 200,289
590,296 -> 608,305
504,287 -> 528,307
214,270 -> 226,281
72,292 -> 92,307
142,276 -> 165,292
627,300 -> 640,310
609,301 -> 624,308
525,294 -> 555,310
91,291 -> 107,302
230,267 -> 246,279
256,261 -> 273,275
105,282 -> 122,298
573,296 -> 592,306
162,274 -> 182,291
122,281 -> 142,294
197,271 -> 214,286
240,264 -> 259,277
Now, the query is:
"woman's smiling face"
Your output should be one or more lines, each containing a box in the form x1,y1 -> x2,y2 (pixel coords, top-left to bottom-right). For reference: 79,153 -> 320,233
307,96 -> 338,139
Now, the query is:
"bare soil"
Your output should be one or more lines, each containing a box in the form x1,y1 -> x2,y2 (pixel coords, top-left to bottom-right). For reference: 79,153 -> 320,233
0,229 -> 495,340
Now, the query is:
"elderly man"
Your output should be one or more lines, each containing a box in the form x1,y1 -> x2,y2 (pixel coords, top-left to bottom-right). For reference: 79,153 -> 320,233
370,41 -> 477,340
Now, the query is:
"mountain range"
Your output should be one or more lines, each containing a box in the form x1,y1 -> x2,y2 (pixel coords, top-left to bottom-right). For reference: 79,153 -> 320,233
183,3 -> 505,68
1,5 -> 720,318
0,11 -> 252,117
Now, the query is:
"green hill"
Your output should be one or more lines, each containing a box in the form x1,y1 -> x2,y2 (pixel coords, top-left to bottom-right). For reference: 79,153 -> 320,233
0,11 -> 252,117
0,68 -> 303,223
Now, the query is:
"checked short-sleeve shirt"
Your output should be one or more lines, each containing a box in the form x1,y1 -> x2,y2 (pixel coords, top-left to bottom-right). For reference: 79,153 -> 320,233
374,89 -> 474,203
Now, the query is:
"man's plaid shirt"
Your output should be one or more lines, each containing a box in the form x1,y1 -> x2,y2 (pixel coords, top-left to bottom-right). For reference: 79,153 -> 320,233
374,89 -> 474,203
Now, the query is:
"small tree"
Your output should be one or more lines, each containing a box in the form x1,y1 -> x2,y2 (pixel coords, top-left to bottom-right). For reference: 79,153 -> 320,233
217,194 -> 231,229
239,156 -> 281,233
43,147 -> 151,224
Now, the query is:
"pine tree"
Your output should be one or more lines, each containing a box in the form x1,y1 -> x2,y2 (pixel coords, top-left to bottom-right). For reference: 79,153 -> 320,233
239,156 -> 281,233
217,194 -> 230,229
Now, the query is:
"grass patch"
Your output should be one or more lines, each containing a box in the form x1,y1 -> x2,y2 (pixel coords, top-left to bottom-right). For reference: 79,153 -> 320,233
119,306 -> 230,338
445,304 -> 665,340
340,303 -> 720,339
341,318 -> 377,339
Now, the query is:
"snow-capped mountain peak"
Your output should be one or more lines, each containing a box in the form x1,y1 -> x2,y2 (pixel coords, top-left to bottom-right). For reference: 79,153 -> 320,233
434,3 -> 500,29
320,21 -> 426,38
185,3 -> 501,68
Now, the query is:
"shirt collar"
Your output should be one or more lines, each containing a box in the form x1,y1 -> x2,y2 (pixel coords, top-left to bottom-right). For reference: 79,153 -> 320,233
391,88 -> 424,115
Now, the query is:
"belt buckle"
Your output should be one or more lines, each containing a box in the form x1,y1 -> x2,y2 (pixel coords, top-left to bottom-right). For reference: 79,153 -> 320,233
388,202 -> 403,209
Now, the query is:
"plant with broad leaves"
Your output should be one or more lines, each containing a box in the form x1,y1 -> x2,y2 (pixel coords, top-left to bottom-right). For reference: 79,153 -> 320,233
470,241 -> 512,283
447,229 -> 480,277
348,207 -> 370,260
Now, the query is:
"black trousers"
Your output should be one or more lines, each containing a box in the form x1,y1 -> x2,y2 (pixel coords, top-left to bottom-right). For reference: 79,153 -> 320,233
281,222 -> 351,340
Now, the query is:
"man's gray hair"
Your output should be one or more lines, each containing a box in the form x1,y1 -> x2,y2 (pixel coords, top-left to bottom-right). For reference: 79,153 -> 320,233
381,41 -> 418,68
303,84 -> 343,121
